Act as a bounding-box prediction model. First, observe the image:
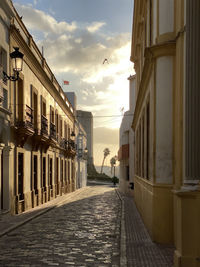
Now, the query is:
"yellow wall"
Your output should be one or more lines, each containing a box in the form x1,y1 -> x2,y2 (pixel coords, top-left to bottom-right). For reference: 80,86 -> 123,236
174,191 -> 200,267
134,176 -> 174,244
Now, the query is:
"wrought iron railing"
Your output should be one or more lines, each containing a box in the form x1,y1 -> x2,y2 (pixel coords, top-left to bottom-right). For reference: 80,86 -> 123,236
41,115 -> 48,135
25,105 -> 34,129
50,122 -> 56,140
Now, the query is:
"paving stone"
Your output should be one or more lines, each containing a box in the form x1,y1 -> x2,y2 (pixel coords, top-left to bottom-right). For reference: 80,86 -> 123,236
123,194 -> 174,267
0,186 -> 121,266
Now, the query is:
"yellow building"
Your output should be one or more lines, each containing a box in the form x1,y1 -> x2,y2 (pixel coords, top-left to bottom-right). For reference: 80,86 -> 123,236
1,3 -> 77,214
131,0 -> 200,266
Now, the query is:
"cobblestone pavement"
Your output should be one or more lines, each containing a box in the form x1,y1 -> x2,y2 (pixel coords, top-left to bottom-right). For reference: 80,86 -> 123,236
123,194 -> 174,267
0,185 -> 121,267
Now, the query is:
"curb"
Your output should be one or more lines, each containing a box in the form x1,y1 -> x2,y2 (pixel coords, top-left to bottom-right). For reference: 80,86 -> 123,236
115,189 -> 127,267
0,187 -> 88,238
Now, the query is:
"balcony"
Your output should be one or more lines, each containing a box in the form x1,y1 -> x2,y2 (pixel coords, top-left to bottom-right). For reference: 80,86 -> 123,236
64,139 -> 76,158
41,115 -> 48,136
14,105 -> 35,146
32,114 -> 49,151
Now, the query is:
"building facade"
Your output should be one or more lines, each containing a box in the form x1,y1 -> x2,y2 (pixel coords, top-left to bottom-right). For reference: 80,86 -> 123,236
0,0 -> 15,212
0,1 -> 77,214
131,0 -> 200,266
118,75 -> 135,195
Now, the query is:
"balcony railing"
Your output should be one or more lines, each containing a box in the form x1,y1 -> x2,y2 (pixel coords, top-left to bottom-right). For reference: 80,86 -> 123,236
25,105 -> 34,129
41,115 -> 48,135
50,122 -> 56,140
16,104 -> 34,130
68,139 -> 76,150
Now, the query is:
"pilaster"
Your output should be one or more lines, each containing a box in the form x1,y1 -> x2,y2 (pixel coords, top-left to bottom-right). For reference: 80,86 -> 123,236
185,0 -> 200,181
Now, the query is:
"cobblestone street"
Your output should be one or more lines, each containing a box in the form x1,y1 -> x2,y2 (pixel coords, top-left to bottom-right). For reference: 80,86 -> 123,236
0,185 -> 121,267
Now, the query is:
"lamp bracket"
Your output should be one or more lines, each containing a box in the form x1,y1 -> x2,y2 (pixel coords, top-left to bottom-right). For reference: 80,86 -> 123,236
3,71 -> 19,82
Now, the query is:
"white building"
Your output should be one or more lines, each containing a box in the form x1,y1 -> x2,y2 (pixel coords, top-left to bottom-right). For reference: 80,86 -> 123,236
76,122 -> 87,188
118,75 -> 136,195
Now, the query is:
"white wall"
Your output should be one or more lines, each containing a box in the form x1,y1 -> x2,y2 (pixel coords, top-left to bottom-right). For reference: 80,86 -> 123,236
152,0 -> 157,44
156,56 -> 173,184
159,0 -> 174,35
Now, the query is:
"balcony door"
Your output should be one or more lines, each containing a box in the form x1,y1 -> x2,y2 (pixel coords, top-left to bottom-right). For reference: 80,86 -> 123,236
33,92 -> 38,130
17,78 -> 24,122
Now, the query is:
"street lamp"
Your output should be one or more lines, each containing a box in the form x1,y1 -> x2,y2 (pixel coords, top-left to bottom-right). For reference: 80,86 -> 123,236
3,47 -> 24,82
84,147 -> 88,154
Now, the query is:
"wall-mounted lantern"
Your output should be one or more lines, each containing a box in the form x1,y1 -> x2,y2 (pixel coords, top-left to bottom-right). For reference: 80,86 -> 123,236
3,47 -> 24,82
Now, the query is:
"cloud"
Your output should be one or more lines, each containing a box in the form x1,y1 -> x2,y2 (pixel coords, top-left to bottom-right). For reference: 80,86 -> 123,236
87,21 -> 106,33
14,3 -> 133,130
15,3 -> 77,35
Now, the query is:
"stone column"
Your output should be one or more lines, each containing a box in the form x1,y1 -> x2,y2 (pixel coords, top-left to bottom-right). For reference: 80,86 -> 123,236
3,145 -> 14,211
185,0 -> 200,180
0,143 -> 5,210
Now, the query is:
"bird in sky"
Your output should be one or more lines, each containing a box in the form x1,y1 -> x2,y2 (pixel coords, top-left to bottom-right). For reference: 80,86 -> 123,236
103,58 -> 109,64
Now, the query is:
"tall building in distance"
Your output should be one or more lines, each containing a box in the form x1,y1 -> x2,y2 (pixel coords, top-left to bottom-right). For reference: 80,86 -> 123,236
76,110 -> 95,174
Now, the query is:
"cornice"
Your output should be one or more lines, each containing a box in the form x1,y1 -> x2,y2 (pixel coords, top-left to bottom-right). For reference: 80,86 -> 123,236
10,25 -> 74,122
132,41 -> 176,130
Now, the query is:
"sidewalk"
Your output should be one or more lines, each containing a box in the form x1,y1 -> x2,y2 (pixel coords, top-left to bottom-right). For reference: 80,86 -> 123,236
0,187 -> 88,238
118,191 -> 174,267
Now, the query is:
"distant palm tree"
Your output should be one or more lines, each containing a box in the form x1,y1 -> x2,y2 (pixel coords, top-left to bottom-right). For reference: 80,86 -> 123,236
101,148 -> 110,174
110,156 -> 117,176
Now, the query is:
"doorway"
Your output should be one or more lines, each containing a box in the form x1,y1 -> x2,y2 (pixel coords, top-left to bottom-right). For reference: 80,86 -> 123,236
18,152 -> 24,200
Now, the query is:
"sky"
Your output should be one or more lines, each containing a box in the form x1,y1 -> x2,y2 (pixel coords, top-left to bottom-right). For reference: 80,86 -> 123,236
13,0 -> 134,167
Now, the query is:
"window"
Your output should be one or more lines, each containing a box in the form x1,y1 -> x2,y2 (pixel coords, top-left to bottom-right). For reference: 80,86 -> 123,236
55,110 -> 59,135
17,77 -> 24,121
31,86 -> 38,129
2,88 -> 8,109
68,126 -> 71,140
60,116 -> 63,138
0,47 -> 7,84
42,99 -> 46,117
50,106 -> 54,124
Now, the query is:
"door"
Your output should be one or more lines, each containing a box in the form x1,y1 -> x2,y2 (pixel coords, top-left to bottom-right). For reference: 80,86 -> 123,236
33,155 -> 38,194
18,153 -> 24,200
56,158 -> 59,195
42,157 -> 46,191
49,158 -> 53,188
1,151 -> 3,209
